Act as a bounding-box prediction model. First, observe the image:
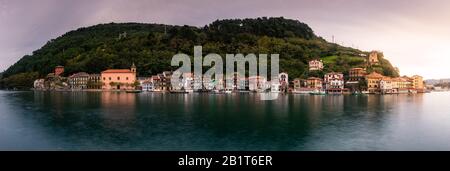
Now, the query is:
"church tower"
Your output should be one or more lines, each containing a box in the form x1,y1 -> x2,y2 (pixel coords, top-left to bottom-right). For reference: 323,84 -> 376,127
131,63 -> 137,73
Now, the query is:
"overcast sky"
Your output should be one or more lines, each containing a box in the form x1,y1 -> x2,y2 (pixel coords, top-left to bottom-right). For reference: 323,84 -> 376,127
1,0 -> 450,79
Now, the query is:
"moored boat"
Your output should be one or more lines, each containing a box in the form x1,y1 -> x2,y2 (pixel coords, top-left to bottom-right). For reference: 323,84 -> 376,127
126,90 -> 143,93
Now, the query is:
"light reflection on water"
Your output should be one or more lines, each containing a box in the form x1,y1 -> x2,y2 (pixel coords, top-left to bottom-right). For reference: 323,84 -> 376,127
0,90 -> 449,151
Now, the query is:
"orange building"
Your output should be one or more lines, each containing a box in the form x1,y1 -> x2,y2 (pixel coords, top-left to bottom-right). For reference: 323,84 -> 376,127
101,64 -> 137,90
412,75 -> 424,90
349,68 -> 366,81
306,77 -> 323,90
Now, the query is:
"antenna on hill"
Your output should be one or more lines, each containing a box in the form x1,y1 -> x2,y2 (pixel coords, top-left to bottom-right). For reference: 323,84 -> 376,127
332,35 -> 335,44
164,25 -> 167,35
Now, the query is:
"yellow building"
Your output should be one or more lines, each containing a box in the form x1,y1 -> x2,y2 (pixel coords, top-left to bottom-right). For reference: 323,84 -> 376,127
365,72 -> 384,93
412,75 -> 424,90
101,64 -> 137,90
306,77 -> 323,90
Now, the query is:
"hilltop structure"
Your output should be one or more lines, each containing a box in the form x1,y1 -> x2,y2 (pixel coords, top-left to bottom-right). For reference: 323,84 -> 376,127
368,51 -> 380,65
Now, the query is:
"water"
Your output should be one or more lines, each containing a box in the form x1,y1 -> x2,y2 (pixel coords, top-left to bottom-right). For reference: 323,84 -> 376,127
0,90 -> 449,151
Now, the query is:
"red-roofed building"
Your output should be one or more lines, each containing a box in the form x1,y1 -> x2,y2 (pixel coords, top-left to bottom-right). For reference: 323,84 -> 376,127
101,64 -> 137,90
54,66 -> 64,76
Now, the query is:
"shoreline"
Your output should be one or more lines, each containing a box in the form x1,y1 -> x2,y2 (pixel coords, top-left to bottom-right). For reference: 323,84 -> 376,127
0,89 -> 438,95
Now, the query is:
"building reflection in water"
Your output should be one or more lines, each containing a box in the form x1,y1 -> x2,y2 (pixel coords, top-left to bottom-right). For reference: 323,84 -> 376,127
100,92 -> 137,130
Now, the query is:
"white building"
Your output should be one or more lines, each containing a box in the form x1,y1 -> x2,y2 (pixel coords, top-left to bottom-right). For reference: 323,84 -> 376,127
278,72 -> 289,92
309,59 -> 324,71
380,77 -> 394,94
34,79 -> 45,90
182,73 -> 194,91
324,72 -> 344,90
249,76 -> 267,92
141,80 -> 153,91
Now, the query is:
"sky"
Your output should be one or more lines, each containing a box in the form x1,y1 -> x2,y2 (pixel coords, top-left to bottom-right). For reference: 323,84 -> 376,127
1,0 -> 450,79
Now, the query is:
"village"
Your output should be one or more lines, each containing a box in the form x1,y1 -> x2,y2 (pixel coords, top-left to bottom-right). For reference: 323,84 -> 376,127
32,51 -> 427,95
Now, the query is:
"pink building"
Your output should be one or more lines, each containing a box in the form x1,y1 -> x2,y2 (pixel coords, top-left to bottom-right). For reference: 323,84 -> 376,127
101,64 -> 137,90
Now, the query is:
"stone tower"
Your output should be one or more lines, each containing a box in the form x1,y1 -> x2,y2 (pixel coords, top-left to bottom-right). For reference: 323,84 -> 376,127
368,51 -> 379,65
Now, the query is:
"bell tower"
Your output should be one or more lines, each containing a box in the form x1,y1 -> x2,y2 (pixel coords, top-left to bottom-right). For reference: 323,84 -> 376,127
131,63 -> 137,73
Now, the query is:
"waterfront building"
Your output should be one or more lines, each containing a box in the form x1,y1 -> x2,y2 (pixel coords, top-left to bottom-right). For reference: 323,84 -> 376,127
68,72 -> 90,89
279,72 -> 289,92
306,77 -> 323,90
139,78 -> 153,92
202,77 -> 214,90
101,64 -> 137,90
293,78 -> 307,91
182,73 -> 194,91
346,68 -> 368,93
249,76 -> 267,92
161,71 -> 173,91
365,72 -> 384,93
137,77 -> 148,90
150,75 -> 162,91
348,68 -> 367,82
292,78 -> 314,94
412,75 -> 424,90
324,72 -> 344,89
270,81 -> 281,92
33,79 -> 45,90
87,74 -> 101,89
226,72 -> 245,91
368,51 -> 380,65
324,72 -> 345,94
380,77 -> 395,94
55,66 -> 65,76
309,59 -> 324,71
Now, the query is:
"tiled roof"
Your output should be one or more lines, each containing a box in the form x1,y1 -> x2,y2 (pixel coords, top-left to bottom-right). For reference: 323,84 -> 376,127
69,72 -> 89,78
307,77 -> 322,80
366,72 -> 384,78
101,69 -> 133,73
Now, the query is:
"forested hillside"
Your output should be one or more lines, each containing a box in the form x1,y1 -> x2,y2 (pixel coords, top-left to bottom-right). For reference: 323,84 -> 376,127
0,17 -> 399,89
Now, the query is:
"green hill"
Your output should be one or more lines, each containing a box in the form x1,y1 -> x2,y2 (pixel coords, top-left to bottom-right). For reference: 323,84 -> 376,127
0,17 -> 399,89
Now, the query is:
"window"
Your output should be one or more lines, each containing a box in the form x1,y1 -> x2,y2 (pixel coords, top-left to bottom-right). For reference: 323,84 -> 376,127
126,77 -> 129,80
108,77 -> 111,80
117,77 -> 120,80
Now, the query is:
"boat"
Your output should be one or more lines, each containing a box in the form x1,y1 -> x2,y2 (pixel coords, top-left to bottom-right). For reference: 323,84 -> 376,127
259,92 -> 279,100
169,90 -> 189,94
292,88 -> 314,94
126,90 -> 143,93
212,89 -> 223,94
309,89 -> 326,95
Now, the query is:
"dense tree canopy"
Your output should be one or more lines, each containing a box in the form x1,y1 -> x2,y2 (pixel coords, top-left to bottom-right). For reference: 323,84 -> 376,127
0,17 -> 399,89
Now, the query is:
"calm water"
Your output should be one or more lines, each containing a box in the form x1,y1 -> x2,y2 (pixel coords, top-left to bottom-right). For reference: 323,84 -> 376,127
1,90 -> 450,151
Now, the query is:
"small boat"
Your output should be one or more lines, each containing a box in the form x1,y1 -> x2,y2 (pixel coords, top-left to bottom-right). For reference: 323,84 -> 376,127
212,89 -> 223,94
126,90 -> 143,93
309,90 -> 326,95
169,90 -> 189,94
260,92 -> 279,100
